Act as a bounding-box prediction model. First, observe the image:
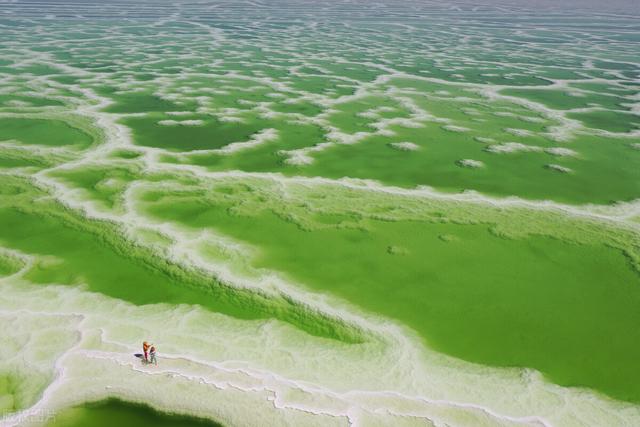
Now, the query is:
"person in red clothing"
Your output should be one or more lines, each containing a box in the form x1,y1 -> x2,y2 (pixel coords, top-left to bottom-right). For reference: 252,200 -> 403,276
143,341 -> 150,362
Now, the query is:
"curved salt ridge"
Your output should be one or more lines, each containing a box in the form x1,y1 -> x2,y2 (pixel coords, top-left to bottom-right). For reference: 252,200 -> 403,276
1,277 -> 638,427
176,170 -> 640,224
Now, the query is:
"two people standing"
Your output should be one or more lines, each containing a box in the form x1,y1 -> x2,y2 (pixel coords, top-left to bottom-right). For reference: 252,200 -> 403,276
142,341 -> 158,365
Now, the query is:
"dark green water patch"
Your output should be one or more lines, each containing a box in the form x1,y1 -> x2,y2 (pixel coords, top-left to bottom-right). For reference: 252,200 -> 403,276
0,118 -> 92,147
103,93 -> 182,114
0,95 -> 64,107
271,101 -> 323,117
108,149 -> 143,160
501,88 -> 627,111
0,155 -> 45,168
568,110 -> 640,133
48,398 -> 222,427
123,116 -> 265,152
0,253 -> 22,277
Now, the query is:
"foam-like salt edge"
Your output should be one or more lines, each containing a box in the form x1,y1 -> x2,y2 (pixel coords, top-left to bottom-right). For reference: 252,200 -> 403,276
389,141 -> 420,151
485,143 -> 577,158
545,164 -> 573,173
157,119 -> 204,126
456,159 -> 484,168
2,272 -> 639,427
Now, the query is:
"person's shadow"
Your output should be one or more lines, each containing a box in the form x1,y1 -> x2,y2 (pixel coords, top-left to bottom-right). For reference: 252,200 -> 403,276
134,353 -> 149,364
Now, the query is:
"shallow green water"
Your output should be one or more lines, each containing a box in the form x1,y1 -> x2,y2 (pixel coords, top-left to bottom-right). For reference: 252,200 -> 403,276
142,195 -> 640,402
1,0 -> 640,423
